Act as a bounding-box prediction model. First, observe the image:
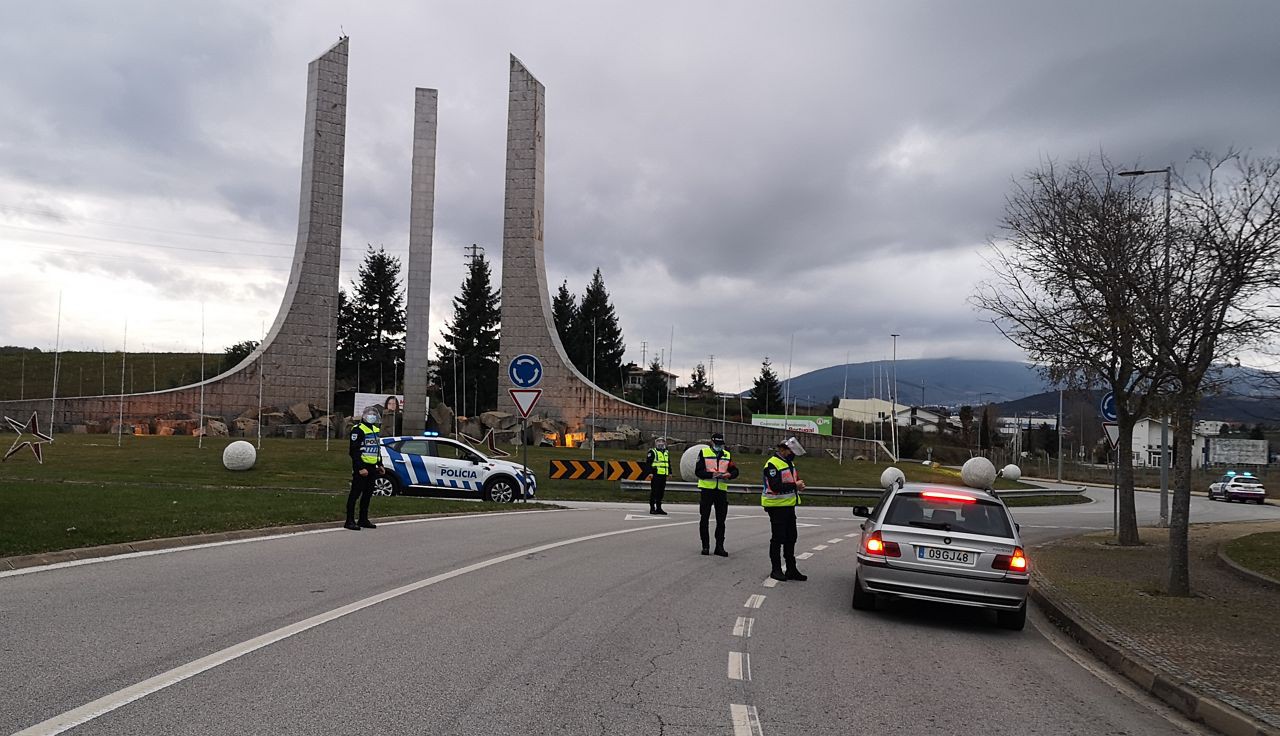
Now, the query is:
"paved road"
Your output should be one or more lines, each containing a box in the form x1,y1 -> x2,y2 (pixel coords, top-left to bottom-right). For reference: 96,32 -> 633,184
3,488 -> 1275,735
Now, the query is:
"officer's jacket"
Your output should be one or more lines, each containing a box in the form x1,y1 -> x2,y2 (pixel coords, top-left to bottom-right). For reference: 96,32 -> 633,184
645,448 -> 670,477
762,453 -> 801,507
349,422 -> 382,472
694,446 -> 738,490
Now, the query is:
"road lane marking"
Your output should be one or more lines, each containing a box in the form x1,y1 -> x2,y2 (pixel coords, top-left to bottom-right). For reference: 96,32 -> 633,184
762,577 -> 778,588
844,532 -> 858,538
797,552 -> 813,560
826,538 -> 843,544
728,651 -> 751,681
729,704 -> 764,736
0,508 -> 567,579
812,545 -> 828,551
10,517 -> 704,736
744,594 -> 765,609
732,617 -> 754,638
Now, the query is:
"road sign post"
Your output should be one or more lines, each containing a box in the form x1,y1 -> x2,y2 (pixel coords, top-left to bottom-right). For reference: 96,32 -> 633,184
1099,392 -> 1117,422
508,355 -> 543,502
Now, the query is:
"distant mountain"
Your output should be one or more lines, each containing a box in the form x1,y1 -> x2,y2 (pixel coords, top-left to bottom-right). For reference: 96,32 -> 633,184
767,359 -> 1051,407
769,358 -> 1280,421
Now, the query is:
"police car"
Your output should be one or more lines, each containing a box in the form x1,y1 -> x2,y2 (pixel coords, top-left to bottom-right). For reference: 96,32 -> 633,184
371,433 -> 536,503
1208,471 -> 1267,504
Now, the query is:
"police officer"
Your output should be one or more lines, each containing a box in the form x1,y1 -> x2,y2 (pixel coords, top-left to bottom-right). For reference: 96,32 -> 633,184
694,431 -> 738,556
763,436 -> 807,581
645,437 -> 671,515
346,406 -> 385,531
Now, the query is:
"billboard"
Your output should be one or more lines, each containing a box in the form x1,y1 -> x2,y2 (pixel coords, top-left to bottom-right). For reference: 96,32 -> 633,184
750,414 -> 833,436
1207,438 -> 1269,466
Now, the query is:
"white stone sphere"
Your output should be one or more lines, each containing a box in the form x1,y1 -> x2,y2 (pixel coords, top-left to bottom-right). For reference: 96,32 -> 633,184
961,456 -> 997,490
680,444 -> 709,482
1001,464 -> 1022,482
880,466 -> 906,490
222,440 -> 257,471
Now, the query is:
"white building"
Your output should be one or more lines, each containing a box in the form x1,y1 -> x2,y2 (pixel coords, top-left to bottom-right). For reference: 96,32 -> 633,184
834,399 -> 944,433
1195,420 -> 1227,437
623,366 -> 678,393
1129,418 -> 1207,469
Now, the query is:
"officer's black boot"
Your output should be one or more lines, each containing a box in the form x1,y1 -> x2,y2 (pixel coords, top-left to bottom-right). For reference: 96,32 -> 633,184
344,519 -> 360,531
714,545 -> 728,557
769,542 -> 786,581
359,519 -> 377,529
785,557 -> 808,581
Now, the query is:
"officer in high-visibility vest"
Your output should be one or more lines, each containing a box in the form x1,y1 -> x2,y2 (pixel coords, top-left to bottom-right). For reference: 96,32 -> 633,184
346,406 -> 386,530
694,431 -> 739,556
645,437 -> 671,515
762,436 -> 808,581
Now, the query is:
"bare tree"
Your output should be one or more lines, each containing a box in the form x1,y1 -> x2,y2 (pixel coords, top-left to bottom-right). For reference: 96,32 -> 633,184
974,157 -> 1164,545
1132,150 -> 1280,596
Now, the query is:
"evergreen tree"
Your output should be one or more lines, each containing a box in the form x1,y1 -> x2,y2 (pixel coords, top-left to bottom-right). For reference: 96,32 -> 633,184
337,245 -> 405,392
688,362 -> 712,398
574,269 -> 626,390
749,358 -> 784,415
223,340 -> 259,367
552,280 -> 583,368
640,358 -> 670,407
979,405 -> 995,453
435,252 -> 501,415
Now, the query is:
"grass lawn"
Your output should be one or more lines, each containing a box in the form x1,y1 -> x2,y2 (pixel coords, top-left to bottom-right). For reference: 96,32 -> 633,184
1224,531 -> 1280,580
0,479 -> 553,558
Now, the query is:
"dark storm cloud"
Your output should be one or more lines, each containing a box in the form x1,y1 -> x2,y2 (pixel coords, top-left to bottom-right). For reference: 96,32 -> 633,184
2,0 -> 1279,386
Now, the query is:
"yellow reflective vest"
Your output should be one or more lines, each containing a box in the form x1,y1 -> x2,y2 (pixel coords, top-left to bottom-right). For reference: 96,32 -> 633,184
761,454 -> 800,507
357,422 -> 381,465
697,446 -> 732,491
650,448 -> 670,476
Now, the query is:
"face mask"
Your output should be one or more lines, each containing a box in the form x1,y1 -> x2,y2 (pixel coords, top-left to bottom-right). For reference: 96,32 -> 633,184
363,414 -> 380,425
713,441 -> 724,450
656,442 -> 666,450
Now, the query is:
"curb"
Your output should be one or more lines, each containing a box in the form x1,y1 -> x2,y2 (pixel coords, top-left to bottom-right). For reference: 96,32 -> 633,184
1217,546 -> 1280,592
0,508 -> 548,572
1031,575 -> 1279,736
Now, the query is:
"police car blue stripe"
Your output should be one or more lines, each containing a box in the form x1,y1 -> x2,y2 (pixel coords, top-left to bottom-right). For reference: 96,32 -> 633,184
409,455 -> 430,486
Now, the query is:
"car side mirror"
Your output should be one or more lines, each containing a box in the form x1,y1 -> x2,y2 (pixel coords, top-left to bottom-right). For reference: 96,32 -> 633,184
1015,522 -> 1021,533
852,506 -> 870,518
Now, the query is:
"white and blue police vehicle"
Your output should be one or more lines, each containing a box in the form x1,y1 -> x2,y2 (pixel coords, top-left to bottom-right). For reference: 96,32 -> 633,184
1208,471 -> 1267,504
371,432 -> 536,503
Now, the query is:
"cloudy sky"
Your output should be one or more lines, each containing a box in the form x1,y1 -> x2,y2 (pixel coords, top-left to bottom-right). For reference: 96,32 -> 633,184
2,1 -> 1278,392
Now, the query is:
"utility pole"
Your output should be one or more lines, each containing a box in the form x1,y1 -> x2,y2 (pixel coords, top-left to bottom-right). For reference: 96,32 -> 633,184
890,334 -> 900,460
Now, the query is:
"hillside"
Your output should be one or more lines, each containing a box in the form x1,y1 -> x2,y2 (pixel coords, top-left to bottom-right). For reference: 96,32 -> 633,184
0,350 -> 226,401
772,358 -> 1050,407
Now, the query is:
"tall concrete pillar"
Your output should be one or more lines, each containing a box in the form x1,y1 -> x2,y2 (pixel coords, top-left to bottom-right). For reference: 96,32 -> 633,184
403,88 -> 438,434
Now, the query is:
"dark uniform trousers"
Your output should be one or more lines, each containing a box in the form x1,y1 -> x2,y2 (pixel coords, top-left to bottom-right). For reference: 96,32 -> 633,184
347,471 -> 375,524
699,489 -> 729,547
765,506 -> 799,566
649,474 -> 667,509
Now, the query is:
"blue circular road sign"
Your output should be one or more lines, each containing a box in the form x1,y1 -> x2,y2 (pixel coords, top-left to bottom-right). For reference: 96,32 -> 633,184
1100,392 -> 1117,422
508,354 -> 543,388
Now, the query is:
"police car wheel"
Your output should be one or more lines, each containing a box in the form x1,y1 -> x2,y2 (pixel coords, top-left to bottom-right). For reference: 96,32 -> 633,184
372,475 -> 399,497
483,477 -> 517,504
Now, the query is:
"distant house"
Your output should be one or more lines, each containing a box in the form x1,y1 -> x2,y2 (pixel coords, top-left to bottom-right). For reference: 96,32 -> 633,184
1195,420 -> 1227,437
624,366 -> 678,393
834,398 -> 944,433
1129,418 -> 1207,469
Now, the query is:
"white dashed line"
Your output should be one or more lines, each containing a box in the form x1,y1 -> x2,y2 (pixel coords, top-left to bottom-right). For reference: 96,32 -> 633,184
728,651 -> 751,681
744,594 -> 766,609
812,545 -> 828,551
730,704 -> 764,736
844,532 -> 859,538
762,577 -> 779,588
797,552 -> 813,560
733,617 -> 754,638
826,538 -> 843,544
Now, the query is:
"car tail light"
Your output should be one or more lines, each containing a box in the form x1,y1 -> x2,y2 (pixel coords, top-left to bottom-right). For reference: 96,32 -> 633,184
921,491 -> 977,503
993,547 -> 1029,573
864,531 -> 901,558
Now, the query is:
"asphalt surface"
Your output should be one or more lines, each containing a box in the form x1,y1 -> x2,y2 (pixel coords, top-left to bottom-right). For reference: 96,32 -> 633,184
3,487 -> 1276,735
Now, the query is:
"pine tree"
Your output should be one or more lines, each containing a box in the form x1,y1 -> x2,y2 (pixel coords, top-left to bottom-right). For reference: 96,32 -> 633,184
574,269 -> 626,390
688,362 -> 712,398
223,340 -> 259,367
337,245 -> 405,392
641,358 -> 669,408
749,358 -> 784,415
435,251 -> 501,415
552,280 -> 583,368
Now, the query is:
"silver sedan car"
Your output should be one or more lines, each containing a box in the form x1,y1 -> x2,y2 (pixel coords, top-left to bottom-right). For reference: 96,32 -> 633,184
851,483 -> 1030,630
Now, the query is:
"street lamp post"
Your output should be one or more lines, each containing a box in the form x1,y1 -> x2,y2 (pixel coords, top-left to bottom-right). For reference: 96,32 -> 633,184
890,333 -> 900,460
1119,165 -> 1172,527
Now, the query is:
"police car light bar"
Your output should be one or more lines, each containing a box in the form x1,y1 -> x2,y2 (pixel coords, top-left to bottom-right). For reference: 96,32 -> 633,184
419,431 -> 439,437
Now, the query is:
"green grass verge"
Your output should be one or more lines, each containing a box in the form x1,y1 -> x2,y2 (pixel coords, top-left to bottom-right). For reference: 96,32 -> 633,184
1224,531 -> 1280,580
0,479 -> 553,558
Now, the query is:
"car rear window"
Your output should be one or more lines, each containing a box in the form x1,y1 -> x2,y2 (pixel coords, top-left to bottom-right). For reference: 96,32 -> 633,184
883,492 -> 1014,538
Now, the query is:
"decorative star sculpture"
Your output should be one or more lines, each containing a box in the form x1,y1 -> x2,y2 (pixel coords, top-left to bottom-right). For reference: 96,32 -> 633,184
5,412 -> 54,463
459,429 -> 513,458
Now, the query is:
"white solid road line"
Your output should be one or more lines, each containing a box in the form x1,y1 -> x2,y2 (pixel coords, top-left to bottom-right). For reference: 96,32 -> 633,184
11,517 -> 704,736
812,544 -> 828,551
744,594 -> 766,609
797,552 -> 813,560
733,617 -> 754,638
762,577 -> 778,588
728,651 -> 751,681
0,509 -> 567,580
730,704 -> 764,736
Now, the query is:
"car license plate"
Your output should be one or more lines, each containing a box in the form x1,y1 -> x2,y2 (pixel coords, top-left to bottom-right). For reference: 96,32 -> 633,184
917,546 -> 974,566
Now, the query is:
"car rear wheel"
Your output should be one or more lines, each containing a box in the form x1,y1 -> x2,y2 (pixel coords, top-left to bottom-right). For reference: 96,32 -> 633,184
851,573 -> 877,611
483,476 -> 517,504
996,602 -> 1027,631
371,473 -> 400,497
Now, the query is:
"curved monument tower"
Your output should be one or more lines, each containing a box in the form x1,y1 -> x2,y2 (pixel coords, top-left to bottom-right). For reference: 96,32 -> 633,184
0,38 -> 349,427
